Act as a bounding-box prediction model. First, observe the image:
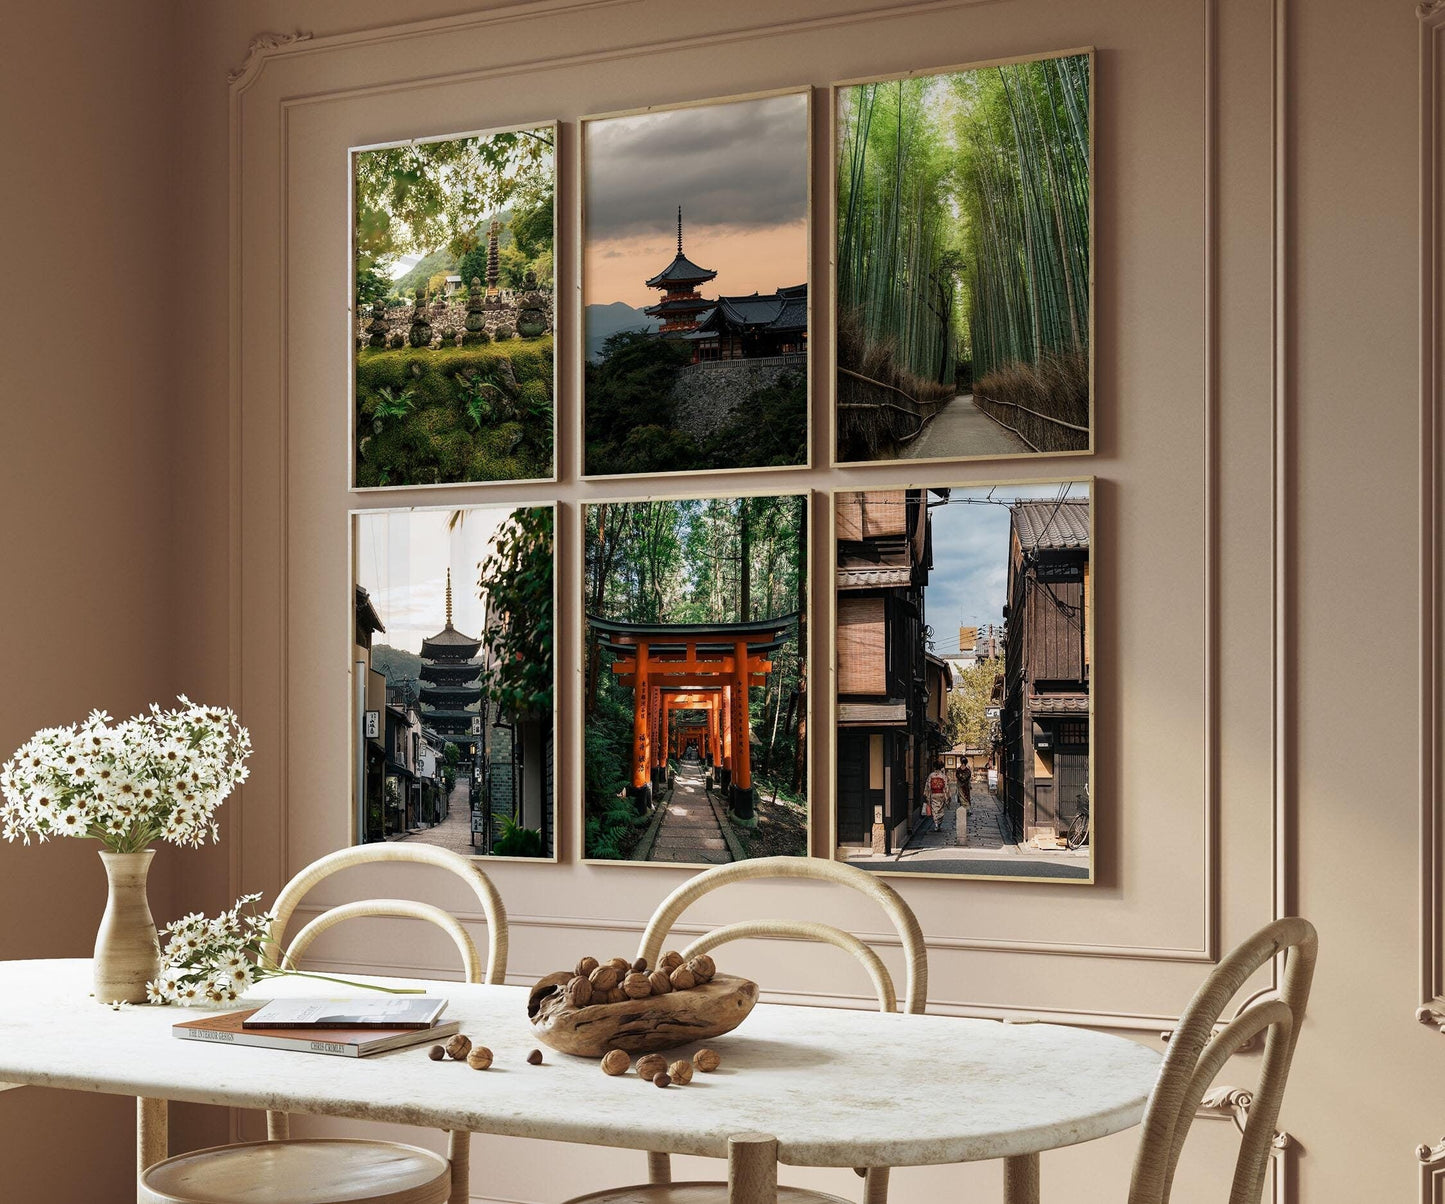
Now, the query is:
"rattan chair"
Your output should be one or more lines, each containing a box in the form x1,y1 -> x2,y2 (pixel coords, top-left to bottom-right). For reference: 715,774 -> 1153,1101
138,844 -> 508,1204
1124,916 -> 1316,1204
564,856 -> 929,1204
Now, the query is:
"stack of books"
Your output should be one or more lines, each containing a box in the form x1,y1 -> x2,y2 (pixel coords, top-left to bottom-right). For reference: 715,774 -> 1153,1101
172,996 -> 456,1058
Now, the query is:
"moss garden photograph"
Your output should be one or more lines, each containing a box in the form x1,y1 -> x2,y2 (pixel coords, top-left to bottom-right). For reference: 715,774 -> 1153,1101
352,123 -> 556,488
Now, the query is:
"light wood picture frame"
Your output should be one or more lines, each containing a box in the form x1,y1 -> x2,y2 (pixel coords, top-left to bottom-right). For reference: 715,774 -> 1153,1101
831,50 -> 1095,467
350,502 -> 558,862
350,120 -> 559,491
830,478 -> 1094,883
580,89 -> 812,480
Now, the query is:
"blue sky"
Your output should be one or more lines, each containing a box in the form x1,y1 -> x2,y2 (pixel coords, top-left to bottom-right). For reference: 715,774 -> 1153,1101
923,481 -> 1088,657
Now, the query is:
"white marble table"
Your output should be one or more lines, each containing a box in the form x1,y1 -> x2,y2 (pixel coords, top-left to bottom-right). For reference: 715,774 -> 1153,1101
0,959 -> 1160,1203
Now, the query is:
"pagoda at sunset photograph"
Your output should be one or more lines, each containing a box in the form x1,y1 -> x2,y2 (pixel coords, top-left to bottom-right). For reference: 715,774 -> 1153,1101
582,92 -> 810,477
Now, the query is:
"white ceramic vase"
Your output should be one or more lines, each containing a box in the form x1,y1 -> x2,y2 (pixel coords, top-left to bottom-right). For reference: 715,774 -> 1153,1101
93,849 -> 161,1004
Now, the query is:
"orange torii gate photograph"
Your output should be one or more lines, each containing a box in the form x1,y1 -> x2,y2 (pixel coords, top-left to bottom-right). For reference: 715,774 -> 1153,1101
583,496 -> 808,864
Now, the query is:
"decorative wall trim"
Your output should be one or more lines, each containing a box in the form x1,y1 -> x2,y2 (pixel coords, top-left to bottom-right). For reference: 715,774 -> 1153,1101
1199,1086 -> 1293,1200
1419,0 -> 1445,1038
1421,1138 -> 1445,1204
227,31 -> 313,88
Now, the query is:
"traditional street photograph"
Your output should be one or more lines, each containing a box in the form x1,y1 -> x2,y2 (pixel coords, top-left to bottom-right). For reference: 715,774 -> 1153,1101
833,481 -> 1091,880
583,495 -> 808,863
582,92 -> 809,477
353,504 -> 555,857
835,51 -> 1092,465
353,124 -> 556,487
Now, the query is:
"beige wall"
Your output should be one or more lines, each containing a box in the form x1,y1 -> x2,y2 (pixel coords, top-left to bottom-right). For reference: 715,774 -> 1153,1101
0,0 -> 1433,1199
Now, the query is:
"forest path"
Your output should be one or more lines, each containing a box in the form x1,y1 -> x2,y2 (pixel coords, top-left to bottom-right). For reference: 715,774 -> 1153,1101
649,761 -> 733,864
902,394 -> 1031,459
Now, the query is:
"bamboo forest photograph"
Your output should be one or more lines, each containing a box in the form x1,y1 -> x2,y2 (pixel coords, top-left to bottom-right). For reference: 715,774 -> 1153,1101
353,504 -> 555,858
583,495 -> 808,864
582,93 -> 810,478
353,124 -> 556,488
835,51 -> 1093,465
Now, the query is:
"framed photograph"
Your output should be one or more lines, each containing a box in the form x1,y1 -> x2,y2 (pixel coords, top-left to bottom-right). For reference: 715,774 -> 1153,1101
582,90 -> 811,478
582,493 -> 810,864
831,480 -> 1092,882
351,122 -> 557,489
351,503 -> 556,860
833,50 -> 1094,465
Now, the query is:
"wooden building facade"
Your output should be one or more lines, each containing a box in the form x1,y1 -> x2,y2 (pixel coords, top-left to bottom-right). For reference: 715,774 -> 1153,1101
1001,498 -> 1091,840
834,489 -> 952,854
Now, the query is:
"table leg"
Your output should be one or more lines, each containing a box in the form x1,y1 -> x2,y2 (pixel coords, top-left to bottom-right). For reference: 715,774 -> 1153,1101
137,1097 -> 168,1200
1004,1153 -> 1039,1204
727,1133 -> 779,1204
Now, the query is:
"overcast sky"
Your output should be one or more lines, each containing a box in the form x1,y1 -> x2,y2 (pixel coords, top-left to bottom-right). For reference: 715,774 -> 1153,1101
355,506 -> 512,654
886,482 -> 1090,656
584,93 -> 808,309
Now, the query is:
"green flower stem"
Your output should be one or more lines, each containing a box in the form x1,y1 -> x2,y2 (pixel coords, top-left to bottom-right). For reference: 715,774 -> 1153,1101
263,969 -> 423,995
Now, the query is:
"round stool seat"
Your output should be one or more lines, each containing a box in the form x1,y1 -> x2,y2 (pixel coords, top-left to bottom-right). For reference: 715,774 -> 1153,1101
563,1184 -> 853,1204
138,1138 -> 451,1204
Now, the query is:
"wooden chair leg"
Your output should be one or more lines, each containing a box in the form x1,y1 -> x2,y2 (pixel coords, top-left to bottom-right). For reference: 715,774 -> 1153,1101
448,1130 -> 470,1204
137,1097 -> 167,1203
266,1110 -> 290,1141
647,1151 -> 673,1184
727,1133 -> 778,1204
1004,1153 -> 1039,1204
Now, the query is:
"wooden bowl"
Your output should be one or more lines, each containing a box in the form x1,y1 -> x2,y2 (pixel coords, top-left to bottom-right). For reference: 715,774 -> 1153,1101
526,971 -> 759,1056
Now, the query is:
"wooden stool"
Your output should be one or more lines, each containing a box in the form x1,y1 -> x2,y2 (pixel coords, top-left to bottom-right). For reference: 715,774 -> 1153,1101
138,1138 -> 451,1204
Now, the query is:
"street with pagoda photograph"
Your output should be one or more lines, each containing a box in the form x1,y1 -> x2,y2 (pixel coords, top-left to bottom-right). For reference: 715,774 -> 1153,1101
353,123 -> 556,487
583,495 -> 808,863
352,504 -> 555,858
835,51 -> 1092,464
833,481 -> 1091,880
582,92 -> 809,477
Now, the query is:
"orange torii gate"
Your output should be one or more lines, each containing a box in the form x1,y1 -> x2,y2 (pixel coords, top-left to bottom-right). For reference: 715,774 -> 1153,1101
589,615 -> 798,822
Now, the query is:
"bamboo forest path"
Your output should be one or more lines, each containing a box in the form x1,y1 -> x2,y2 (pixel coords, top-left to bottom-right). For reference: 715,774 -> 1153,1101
648,758 -> 735,865
901,394 -> 1032,459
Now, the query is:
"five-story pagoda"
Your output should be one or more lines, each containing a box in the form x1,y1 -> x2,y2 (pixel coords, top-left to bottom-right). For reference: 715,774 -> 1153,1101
418,569 -> 483,754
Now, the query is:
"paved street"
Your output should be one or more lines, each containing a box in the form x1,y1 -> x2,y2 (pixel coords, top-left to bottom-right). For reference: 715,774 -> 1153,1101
848,786 -> 1090,880
901,394 -> 1032,459
396,777 -> 477,856
649,760 -> 733,864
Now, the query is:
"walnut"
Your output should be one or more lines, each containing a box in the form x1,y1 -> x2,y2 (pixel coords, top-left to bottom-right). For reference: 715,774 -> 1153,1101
648,969 -> 673,995
466,1046 -> 493,1070
659,950 -> 685,972
601,1049 -> 631,1076
589,964 -> 621,992
631,956 -> 649,973
427,1045 -> 446,1061
607,956 -> 630,973
576,956 -> 600,978
566,975 -> 594,1007
605,987 -> 629,1004
636,1053 -> 668,1080
686,954 -> 716,984
527,1049 -> 544,1065
667,1059 -> 694,1085
693,1048 -> 722,1072
622,972 -> 653,1000
445,1034 -> 472,1061
653,1072 -> 672,1088
669,965 -> 697,991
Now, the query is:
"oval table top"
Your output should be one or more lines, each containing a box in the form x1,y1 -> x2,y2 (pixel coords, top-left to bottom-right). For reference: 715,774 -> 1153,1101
0,959 -> 1160,1168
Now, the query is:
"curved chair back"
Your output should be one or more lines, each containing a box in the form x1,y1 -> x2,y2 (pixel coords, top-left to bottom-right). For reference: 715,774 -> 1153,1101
1128,917 -> 1317,1204
264,844 -> 509,985
637,856 -> 927,1014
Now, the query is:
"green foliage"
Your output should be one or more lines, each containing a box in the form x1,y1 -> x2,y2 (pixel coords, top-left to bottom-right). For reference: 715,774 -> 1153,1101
457,246 -> 488,291
491,817 -> 544,857
836,53 -> 1091,457
355,341 -> 553,486
945,658 -> 1003,751
701,372 -> 807,468
477,507 -> 554,718
356,264 -> 390,310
